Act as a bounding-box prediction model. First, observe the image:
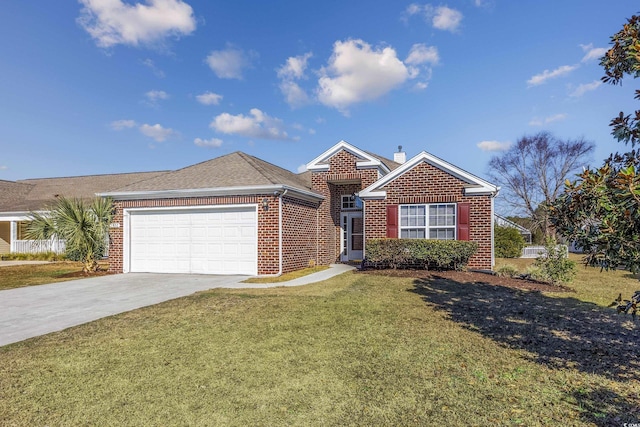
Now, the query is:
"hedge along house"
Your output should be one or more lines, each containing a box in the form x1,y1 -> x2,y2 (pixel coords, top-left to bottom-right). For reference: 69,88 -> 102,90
102,140 -> 499,276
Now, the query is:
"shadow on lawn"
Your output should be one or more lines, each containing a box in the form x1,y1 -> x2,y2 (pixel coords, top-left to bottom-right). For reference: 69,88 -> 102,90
411,276 -> 640,425
410,275 -> 640,382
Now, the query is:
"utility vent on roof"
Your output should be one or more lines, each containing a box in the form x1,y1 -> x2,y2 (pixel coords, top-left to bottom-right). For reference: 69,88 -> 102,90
393,145 -> 406,164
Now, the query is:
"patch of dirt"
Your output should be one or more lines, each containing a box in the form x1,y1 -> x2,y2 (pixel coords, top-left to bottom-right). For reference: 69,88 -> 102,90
358,268 -> 573,293
58,270 -> 114,278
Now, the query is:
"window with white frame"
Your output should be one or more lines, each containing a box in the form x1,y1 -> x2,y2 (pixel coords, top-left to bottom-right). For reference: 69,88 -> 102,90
341,195 -> 356,210
400,203 -> 456,240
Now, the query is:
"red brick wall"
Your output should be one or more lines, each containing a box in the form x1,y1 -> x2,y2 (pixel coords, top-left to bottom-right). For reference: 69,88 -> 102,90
108,195 -> 281,275
364,162 -> 493,269
311,150 -> 379,264
281,196 -> 320,273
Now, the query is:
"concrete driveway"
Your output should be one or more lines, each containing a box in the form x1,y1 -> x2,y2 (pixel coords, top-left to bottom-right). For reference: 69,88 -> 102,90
0,265 -> 354,347
0,273 -> 247,347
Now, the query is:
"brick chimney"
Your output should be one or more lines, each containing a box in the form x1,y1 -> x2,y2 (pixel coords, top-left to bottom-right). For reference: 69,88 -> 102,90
393,145 -> 406,164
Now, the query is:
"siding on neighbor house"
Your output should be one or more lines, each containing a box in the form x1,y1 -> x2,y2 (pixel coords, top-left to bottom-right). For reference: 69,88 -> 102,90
364,161 -> 493,270
0,222 -> 10,254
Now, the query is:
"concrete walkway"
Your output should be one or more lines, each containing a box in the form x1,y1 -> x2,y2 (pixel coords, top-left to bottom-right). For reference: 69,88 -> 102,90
0,264 -> 355,347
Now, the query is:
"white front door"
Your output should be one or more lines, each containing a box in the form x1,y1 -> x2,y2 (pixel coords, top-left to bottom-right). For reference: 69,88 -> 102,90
341,211 -> 363,261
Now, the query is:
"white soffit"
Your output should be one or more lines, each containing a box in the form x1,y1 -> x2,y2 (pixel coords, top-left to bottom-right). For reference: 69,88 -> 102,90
306,140 -> 390,173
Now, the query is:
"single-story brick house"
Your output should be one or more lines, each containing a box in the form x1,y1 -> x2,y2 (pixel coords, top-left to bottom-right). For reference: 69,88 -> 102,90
99,140 -> 499,275
1,140 -> 499,275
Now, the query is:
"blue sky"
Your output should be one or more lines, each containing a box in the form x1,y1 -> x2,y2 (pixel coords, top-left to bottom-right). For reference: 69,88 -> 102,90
1,1 -> 638,190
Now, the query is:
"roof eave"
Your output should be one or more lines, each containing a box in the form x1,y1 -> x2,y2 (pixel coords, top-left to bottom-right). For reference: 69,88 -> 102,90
98,184 -> 324,203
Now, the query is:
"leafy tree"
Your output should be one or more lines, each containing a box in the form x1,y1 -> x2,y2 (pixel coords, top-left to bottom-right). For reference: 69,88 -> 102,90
550,15 -> 640,275
494,225 -> 526,258
488,132 -> 594,238
25,197 -> 114,273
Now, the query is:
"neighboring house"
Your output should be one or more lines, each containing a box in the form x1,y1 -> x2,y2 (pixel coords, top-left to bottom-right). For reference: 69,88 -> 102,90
0,172 -> 167,254
100,140 -> 499,275
494,213 -> 533,244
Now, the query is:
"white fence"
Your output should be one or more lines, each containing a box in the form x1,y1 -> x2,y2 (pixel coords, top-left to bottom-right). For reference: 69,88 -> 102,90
521,245 -> 568,258
13,239 -> 66,254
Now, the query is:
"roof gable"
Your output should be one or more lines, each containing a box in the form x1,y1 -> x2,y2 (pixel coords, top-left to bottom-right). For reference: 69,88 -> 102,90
306,140 -> 391,174
359,151 -> 499,199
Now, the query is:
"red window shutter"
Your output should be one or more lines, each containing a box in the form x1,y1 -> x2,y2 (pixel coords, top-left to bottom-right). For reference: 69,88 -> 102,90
457,203 -> 470,241
386,204 -> 398,238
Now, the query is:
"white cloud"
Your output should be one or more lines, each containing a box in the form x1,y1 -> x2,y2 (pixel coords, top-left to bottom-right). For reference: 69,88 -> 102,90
405,3 -> 422,16
477,140 -> 511,152
404,4 -> 462,32
569,80 -> 602,97
527,64 -> 577,86
277,52 -> 312,80
196,91 -> 223,105
277,53 -> 313,108
139,123 -> 175,141
0,165 -> 7,170
145,90 -> 169,102
194,137 -> 223,148
297,164 -> 308,173
77,0 -> 196,48
580,43 -> 607,63
316,39 -> 410,114
432,6 -> 462,32
405,43 -> 439,66
279,81 -> 310,108
205,46 -> 254,79
413,81 -> 429,91
529,113 -> 567,126
210,108 -> 290,140
141,58 -> 165,78
110,119 -> 137,130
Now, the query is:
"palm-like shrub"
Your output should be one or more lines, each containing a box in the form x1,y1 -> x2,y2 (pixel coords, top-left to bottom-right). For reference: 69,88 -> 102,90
25,197 -> 114,272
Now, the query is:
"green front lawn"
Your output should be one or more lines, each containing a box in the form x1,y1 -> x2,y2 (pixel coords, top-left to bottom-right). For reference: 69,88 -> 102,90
1,267 -> 638,425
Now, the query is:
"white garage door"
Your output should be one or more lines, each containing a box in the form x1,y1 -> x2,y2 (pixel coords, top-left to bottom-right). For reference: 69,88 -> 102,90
128,207 -> 257,275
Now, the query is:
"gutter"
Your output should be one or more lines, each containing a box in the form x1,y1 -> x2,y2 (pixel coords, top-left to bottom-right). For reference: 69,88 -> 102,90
97,184 -> 324,203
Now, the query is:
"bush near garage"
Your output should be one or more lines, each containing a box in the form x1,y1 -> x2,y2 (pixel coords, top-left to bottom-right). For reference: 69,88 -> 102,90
364,239 -> 478,270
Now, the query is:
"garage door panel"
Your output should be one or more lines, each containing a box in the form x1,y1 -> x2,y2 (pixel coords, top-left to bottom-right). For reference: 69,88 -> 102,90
129,207 -> 257,275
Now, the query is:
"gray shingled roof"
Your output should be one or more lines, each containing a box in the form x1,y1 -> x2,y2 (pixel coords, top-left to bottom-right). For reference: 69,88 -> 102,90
0,171 -> 167,212
111,152 -> 313,193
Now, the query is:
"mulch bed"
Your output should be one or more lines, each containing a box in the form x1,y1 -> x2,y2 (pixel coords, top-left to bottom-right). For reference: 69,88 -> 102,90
59,269 -> 114,278
358,268 -> 573,293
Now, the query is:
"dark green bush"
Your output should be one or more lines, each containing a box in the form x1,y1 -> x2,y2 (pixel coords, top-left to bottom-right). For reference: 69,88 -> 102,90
494,225 -> 526,258
365,239 -> 478,270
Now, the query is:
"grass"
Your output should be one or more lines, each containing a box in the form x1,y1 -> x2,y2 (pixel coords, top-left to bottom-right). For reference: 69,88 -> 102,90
495,254 -> 640,307
0,262 -> 109,290
243,266 -> 329,283
1,270 -> 638,425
